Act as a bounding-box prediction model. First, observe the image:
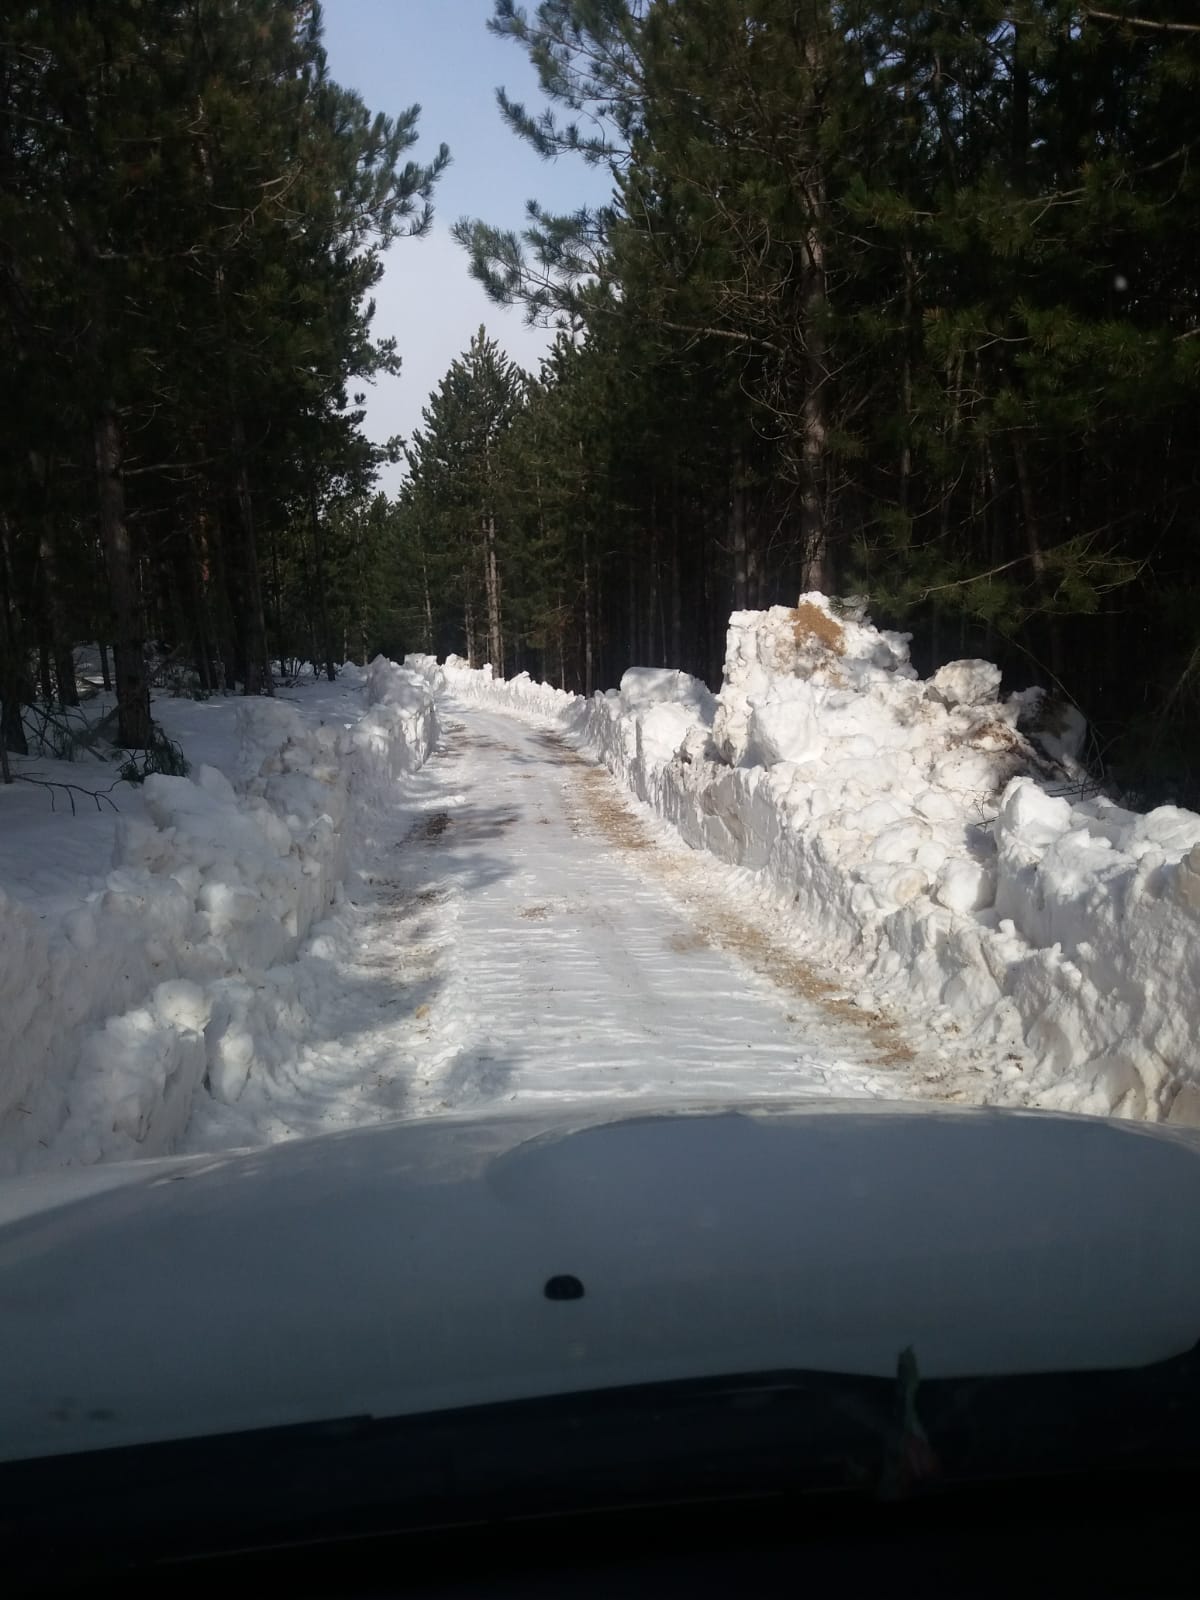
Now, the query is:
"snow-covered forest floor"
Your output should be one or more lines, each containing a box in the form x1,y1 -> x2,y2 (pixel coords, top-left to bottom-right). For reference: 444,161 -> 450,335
4,596 -> 1200,1176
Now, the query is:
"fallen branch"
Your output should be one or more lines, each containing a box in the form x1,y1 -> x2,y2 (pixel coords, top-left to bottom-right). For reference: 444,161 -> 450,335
19,701 -> 110,763
13,773 -> 122,815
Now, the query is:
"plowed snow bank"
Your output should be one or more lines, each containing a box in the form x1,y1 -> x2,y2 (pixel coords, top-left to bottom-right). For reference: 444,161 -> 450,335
415,598 -> 1200,1122
0,659 -> 437,1167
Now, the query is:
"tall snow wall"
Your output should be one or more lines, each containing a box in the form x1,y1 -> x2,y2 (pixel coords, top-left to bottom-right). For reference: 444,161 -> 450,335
414,600 -> 1200,1123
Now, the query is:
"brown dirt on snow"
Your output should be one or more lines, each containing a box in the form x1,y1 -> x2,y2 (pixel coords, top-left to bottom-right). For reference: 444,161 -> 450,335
537,729 -> 915,1071
791,601 -> 846,657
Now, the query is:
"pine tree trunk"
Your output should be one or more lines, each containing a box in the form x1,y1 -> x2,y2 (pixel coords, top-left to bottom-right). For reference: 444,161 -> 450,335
669,490 -> 683,667
799,233 -> 830,595
37,634 -> 53,705
188,511 -> 218,694
647,510 -> 660,666
192,607 -> 214,695
582,528 -> 594,698
712,528 -> 727,683
200,121 -> 272,695
482,512 -> 503,672
178,523 -> 212,693
982,435 -> 1000,664
628,547 -> 638,664
203,510 -> 239,692
270,521 -> 286,678
306,468 -> 337,682
98,641 -> 112,694
94,405 -> 152,747
492,535 -> 504,670
480,534 -> 492,665
0,491 -> 14,774
421,552 -> 433,654
292,519 -> 319,674
230,418 -> 273,697
731,457 -> 748,612
219,500 -> 248,689
38,517 -> 78,707
1012,433 -> 1063,681
351,517 -> 369,668
900,247 -> 916,520
492,537 -> 503,670
137,536 -> 155,668
0,694 -> 25,760
0,511 -> 28,761
798,39 -> 831,598
700,523 -> 713,681
745,486 -> 761,612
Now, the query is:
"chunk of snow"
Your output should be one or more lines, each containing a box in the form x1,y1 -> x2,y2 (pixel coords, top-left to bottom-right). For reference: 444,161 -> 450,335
935,860 -> 997,915
925,659 -> 1002,709
744,682 -> 820,767
619,667 -> 716,724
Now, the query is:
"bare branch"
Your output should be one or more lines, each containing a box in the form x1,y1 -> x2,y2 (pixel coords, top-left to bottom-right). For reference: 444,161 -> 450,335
1082,6 -> 1200,34
13,773 -> 122,815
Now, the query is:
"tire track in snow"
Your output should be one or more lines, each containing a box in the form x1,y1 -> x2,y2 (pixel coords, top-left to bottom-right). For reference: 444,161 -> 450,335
183,699 -> 949,1156
401,704 -> 931,1117
538,727 -> 918,1070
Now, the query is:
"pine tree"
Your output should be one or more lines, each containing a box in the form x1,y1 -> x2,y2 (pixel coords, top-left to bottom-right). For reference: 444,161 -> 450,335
449,0 -> 1200,794
405,330 -> 527,671
0,0 -> 447,759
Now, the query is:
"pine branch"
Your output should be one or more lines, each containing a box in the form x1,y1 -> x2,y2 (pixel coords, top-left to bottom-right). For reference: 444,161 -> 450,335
122,456 -> 215,478
659,319 -> 782,354
1082,7 -> 1200,34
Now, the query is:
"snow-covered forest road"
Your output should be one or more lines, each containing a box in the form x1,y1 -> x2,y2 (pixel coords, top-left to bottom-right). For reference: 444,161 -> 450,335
183,698 -> 927,1154
12,593 -> 1196,1178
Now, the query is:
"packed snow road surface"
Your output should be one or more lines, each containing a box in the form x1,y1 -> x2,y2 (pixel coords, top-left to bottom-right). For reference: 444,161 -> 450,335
184,699 -> 920,1153
397,707 -> 910,1110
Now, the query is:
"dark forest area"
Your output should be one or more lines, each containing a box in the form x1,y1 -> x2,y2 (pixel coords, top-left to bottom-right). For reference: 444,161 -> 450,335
0,0 -> 445,765
408,0 -> 1200,804
3,2 -> 1200,804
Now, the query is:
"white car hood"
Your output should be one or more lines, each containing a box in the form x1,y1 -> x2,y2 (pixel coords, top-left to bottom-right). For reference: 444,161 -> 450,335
2,1098 -> 1200,1462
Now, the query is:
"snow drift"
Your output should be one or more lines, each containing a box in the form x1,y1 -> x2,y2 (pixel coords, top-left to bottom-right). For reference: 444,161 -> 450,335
0,660 -> 437,1169
422,600 -> 1200,1123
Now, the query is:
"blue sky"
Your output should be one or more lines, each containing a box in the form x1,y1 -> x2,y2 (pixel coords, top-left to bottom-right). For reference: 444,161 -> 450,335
319,0 -> 611,490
